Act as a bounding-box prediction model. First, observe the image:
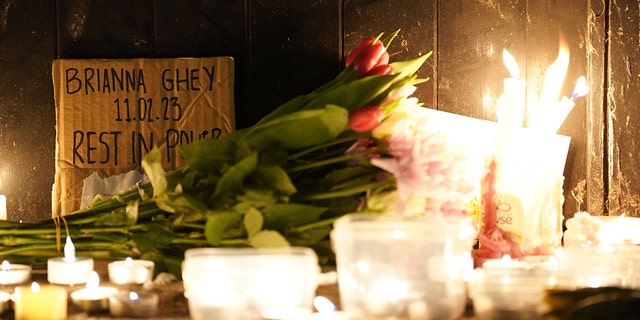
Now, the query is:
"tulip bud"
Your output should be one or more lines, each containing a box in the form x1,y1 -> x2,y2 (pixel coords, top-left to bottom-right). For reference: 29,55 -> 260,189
362,64 -> 395,77
352,42 -> 387,75
345,37 -> 375,66
349,106 -> 385,133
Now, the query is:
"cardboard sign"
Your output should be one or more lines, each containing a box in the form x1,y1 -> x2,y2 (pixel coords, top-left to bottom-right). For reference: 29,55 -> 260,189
52,57 -> 235,216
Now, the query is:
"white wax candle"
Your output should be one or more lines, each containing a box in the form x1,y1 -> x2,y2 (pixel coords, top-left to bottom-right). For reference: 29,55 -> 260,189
14,282 -> 67,320
499,50 -> 526,130
109,291 -> 159,318
71,271 -> 118,312
0,195 -> 6,220
0,260 -> 31,285
108,257 -> 154,284
47,236 -> 94,285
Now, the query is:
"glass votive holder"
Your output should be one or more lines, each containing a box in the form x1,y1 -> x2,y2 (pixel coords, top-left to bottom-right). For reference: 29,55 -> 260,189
182,247 -> 321,320
468,267 -> 556,320
330,213 -> 476,320
554,245 -> 640,289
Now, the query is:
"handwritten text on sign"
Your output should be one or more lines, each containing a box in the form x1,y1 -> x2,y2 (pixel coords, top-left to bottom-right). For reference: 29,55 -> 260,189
52,57 -> 235,215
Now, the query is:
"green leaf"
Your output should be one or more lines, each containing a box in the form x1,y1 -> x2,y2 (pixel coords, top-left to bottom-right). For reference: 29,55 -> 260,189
286,227 -> 331,247
390,52 -> 432,79
93,212 -> 130,227
239,105 -> 349,152
248,230 -> 290,248
234,188 -> 278,209
247,166 -> 297,197
132,223 -> 175,253
141,147 -> 167,197
214,152 -> 259,198
262,203 -> 327,232
125,200 -> 139,224
179,129 -> 247,174
301,76 -> 398,113
243,207 -> 263,238
155,192 -> 209,222
204,211 -> 243,245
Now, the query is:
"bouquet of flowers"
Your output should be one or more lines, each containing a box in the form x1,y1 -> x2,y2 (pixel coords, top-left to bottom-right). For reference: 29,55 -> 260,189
0,31 -> 473,277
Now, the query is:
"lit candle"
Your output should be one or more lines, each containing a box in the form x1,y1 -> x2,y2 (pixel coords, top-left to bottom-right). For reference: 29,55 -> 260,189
498,49 -> 526,131
109,290 -> 159,318
0,194 -> 6,220
108,257 -> 154,284
481,254 -> 530,269
0,260 -> 31,285
47,236 -> 94,285
14,282 -> 67,320
543,76 -> 590,133
70,271 -> 118,312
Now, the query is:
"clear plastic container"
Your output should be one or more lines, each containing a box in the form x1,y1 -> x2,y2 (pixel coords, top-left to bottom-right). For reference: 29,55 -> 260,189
182,247 -> 321,320
330,214 -> 476,319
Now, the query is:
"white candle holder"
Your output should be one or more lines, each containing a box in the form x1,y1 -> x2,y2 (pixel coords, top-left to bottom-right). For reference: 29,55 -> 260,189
108,258 -> 154,285
0,261 -> 31,285
47,236 -> 94,285
70,271 -> 118,312
109,290 -> 159,318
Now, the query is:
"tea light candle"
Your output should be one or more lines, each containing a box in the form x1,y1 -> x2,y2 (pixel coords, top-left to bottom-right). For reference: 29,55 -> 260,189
71,271 -> 118,312
0,291 -> 10,314
481,254 -> 530,269
14,282 -> 67,320
0,260 -> 31,285
108,257 -> 154,284
109,290 -> 159,318
47,236 -> 94,285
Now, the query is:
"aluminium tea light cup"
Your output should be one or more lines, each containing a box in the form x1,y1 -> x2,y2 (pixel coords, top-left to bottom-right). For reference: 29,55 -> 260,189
0,260 -> 31,285
108,257 -> 154,284
109,290 -> 159,318
70,271 -> 118,312
47,236 -> 94,285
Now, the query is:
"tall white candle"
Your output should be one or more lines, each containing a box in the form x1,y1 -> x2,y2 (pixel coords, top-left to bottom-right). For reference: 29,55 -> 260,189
0,194 -> 6,220
499,49 -> 526,131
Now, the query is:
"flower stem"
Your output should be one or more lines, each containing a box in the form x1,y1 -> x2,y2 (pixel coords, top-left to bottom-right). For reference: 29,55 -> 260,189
295,180 -> 393,201
291,217 -> 339,233
288,149 -> 379,172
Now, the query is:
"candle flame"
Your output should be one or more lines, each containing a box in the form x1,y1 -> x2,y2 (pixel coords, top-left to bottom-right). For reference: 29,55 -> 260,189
572,76 -> 589,99
129,291 -> 139,301
1,260 -> 9,271
502,50 -> 520,79
539,37 -> 570,106
125,257 -> 134,267
86,271 -> 100,289
313,296 -> 336,313
501,254 -> 512,261
30,282 -> 40,293
63,236 -> 76,262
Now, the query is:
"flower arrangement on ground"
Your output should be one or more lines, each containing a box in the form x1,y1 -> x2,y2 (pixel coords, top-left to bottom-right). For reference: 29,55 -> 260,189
0,31 -> 474,277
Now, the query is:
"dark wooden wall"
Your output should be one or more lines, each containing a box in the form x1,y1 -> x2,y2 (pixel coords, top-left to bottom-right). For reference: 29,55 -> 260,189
0,0 -> 629,223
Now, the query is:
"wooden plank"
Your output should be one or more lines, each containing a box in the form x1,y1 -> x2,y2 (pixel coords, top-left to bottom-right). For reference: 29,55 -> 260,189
436,0 -> 527,119
249,0 -> 342,128
57,0 -> 154,58
0,1 -> 55,221
605,0 -> 640,216
343,0 -> 437,108
154,1 -> 248,127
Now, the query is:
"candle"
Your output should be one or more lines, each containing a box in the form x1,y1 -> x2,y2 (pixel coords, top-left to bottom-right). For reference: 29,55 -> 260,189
70,271 -> 118,312
481,254 -> 530,269
47,236 -> 94,285
0,291 -> 10,314
0,260 -> 31,285
498,49 -> 526,131
310,296 -> 352,320
14,282 -> 67,320
109,290 -> 159,318
0,194 -> 6,220
108,257 -> 154,284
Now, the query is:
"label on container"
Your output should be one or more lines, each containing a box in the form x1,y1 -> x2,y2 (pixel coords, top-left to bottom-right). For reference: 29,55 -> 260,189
495,193 -> 524,245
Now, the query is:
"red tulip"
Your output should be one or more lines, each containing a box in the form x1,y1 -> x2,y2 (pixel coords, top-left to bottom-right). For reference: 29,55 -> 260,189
349,106 -> 385,132
346,38 -> 390,77
362,64 -> 395,77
